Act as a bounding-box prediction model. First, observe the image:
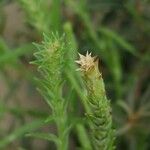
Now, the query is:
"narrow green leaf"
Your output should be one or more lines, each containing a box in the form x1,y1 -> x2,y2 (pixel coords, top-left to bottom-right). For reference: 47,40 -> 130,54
0,119 -> 47,148
26,132 -> 59,144
99,27 -> 137,56
0,44 -> 34,65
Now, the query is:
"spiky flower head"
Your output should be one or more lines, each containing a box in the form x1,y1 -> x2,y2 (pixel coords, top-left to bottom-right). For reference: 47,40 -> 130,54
76,51 -> 115,150
75,51 -> 97,72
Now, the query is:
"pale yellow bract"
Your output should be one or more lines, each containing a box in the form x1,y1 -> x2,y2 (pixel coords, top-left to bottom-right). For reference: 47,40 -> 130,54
75,51 -> 96,72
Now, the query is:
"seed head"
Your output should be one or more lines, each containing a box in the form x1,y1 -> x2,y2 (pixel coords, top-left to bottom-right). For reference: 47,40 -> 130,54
75,51 -> 97,72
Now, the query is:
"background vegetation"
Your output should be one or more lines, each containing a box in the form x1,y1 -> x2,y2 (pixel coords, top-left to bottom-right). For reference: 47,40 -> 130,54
0,0 -> 150,150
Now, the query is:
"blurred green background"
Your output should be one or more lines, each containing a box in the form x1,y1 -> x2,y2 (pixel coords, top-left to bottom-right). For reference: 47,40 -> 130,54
0,0 -> 150,150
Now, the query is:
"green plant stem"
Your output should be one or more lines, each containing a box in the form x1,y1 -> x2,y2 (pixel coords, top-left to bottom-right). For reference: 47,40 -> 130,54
76,123 -> 92,150
55,101 -> 68,150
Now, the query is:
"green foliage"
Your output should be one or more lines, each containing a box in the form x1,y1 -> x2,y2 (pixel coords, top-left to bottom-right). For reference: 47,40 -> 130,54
32,32 -> 116,149
32,33 -> 70,150
0,119 -> 47,149
18,0 -> 61,33
0,0 -> 149,149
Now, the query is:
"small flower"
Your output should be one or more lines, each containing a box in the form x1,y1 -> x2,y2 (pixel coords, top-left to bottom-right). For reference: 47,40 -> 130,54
75,51 -> 97,72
